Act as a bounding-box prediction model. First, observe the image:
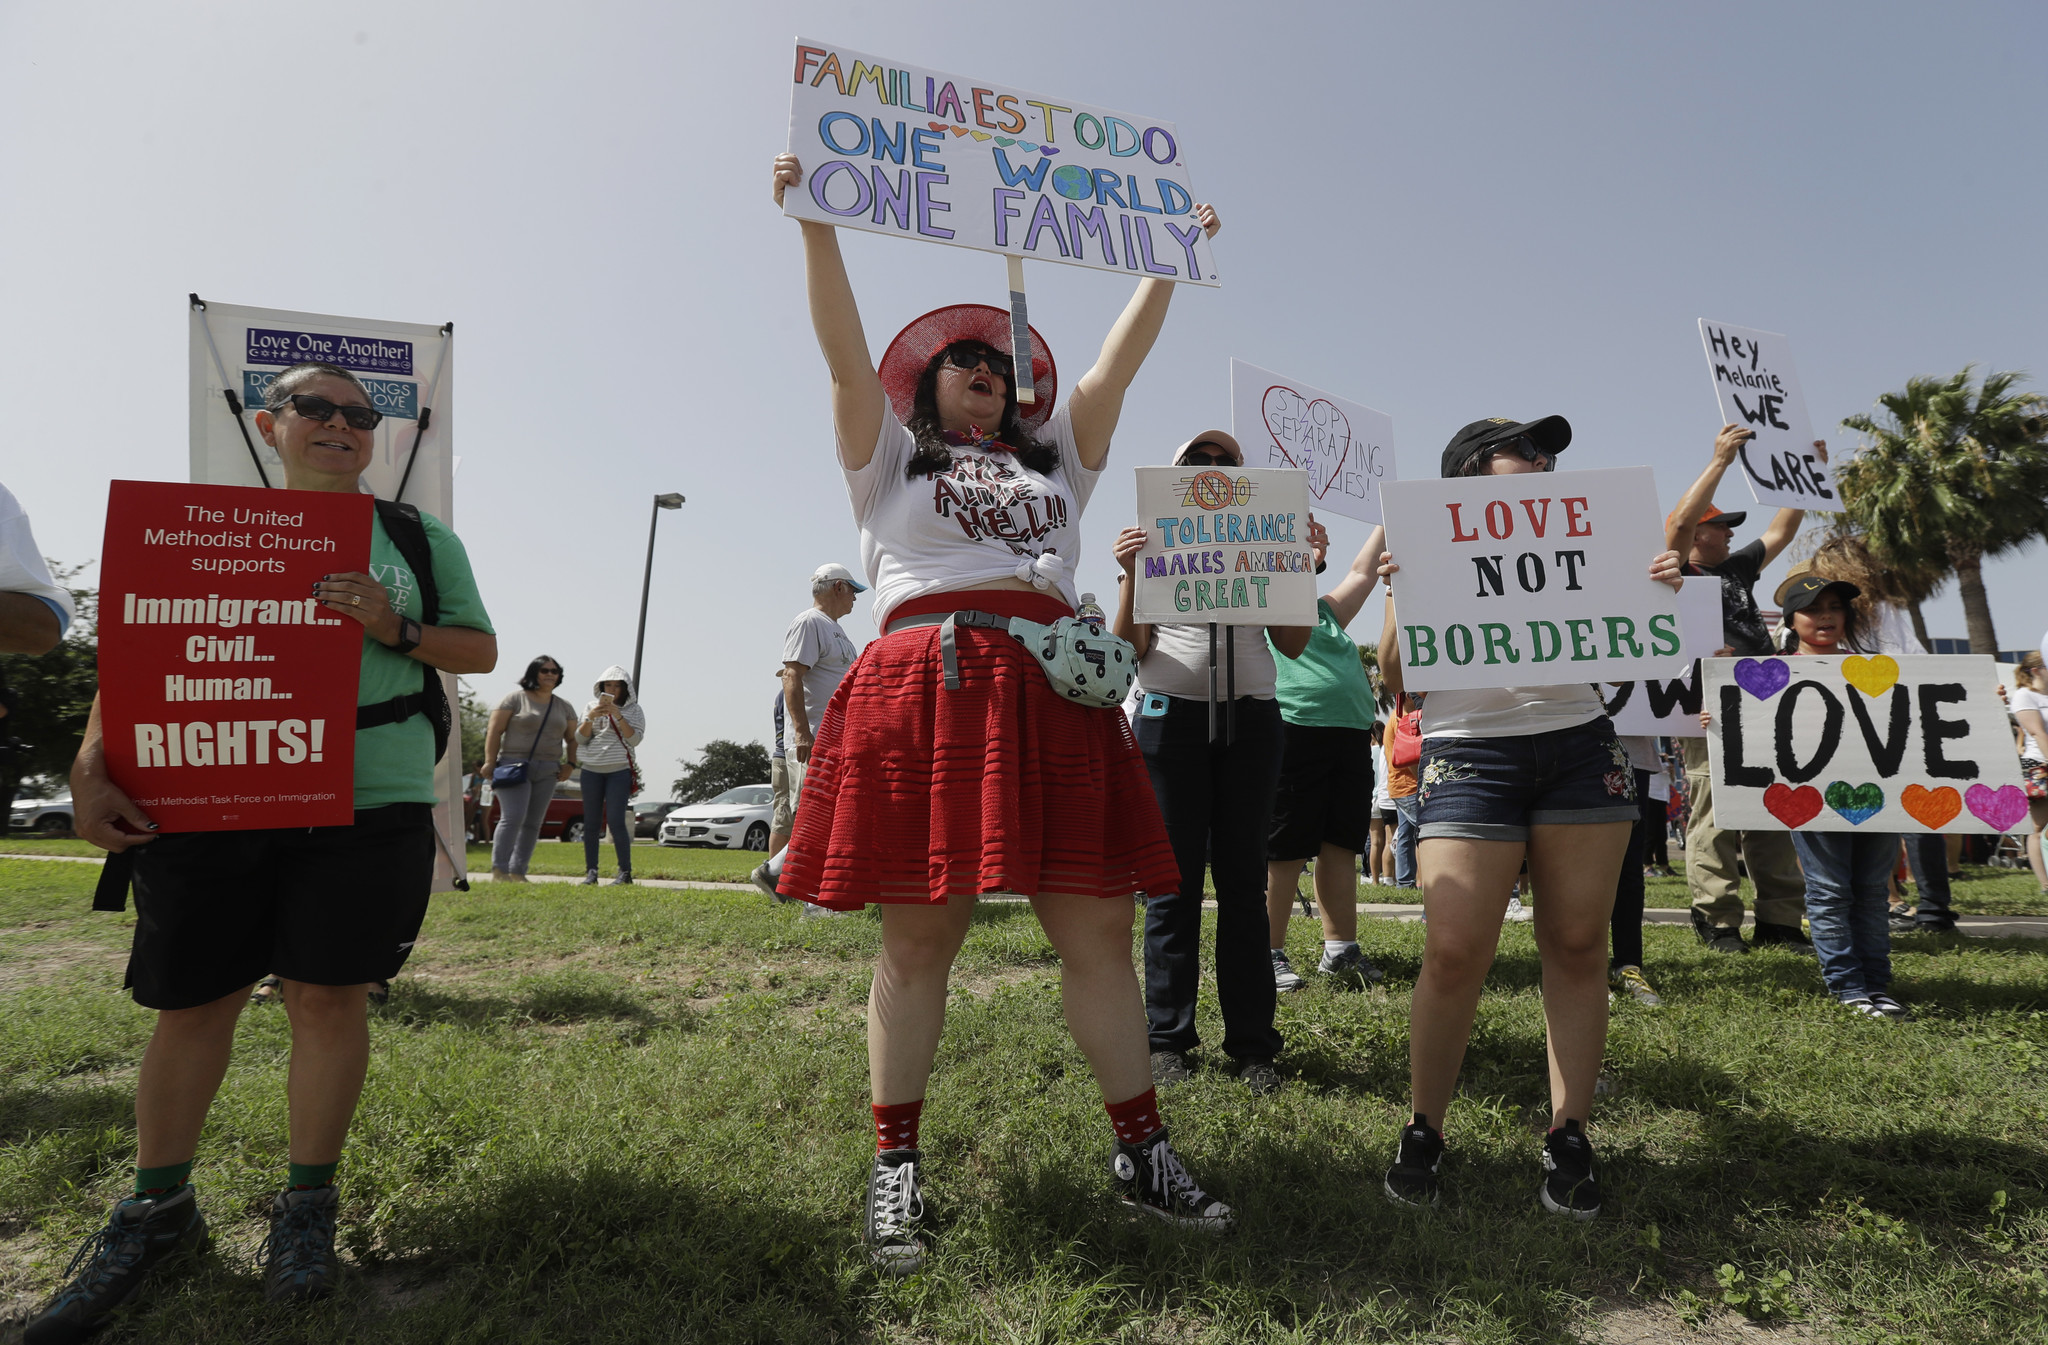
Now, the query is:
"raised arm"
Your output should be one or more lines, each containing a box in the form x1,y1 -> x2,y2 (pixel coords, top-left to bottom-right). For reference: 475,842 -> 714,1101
1065,205 -> 1220,470
775,154 -> 887,468
1756,440 -> 1826,567
1322,524 -> 1387,630
1374,552 -> 1405,703
1110,525 -> 1154,658
1666,425 -> 1750,554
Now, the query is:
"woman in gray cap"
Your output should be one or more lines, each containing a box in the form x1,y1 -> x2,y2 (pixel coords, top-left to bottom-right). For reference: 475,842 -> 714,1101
1376,416 -> 1684,1221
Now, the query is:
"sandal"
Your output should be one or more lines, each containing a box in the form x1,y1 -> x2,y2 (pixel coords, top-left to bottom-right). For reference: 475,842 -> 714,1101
368,980 -> 391,1006
251,975 -> 283,1005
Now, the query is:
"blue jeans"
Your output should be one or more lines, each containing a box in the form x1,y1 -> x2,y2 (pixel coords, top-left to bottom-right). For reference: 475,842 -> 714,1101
1136,694 -> 1285,1063
1790,830 -> 1897,999
581,766 -> 634,874
1392,795 -> 1419,888
1905,833 -> 1955,929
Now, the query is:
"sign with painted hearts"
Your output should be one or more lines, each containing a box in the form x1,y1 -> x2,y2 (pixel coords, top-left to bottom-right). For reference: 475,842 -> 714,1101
1598,583 -> 1724,736
784,39 -> 1217,285
1131,466 -> 1317,627
1228,359 -> 1394,523
1697,320 -> 1837,513
1379,466 -> 1685,692
1702,654 -> 2028,832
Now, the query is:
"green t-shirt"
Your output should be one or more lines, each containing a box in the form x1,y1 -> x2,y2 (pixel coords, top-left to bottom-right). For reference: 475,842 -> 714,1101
352,509 -> 493,808
1267,599 -> 1373,729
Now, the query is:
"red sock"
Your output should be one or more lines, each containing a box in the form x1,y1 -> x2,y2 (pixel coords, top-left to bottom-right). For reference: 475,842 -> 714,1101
872,1099 -> 923,1151
1105,1087 -> 1163,1145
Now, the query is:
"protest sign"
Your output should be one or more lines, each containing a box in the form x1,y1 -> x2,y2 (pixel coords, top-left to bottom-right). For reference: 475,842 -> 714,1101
1702,654 -> 2027,833
1229,359 -> 1393,524
1379,467 -> 1685,692
97,481 -> 371,832
1697,320 -> 1836,512
783,39 -> 1217,286
1599,584 -> 1723,735
1131,467 -> 1316,627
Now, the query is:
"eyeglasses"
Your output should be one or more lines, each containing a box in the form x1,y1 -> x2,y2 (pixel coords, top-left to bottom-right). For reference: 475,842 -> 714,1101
1486,436 -> 1553,470
940,344 -> 1012,380
286,394 -> 383,431
536,666 -> 562,676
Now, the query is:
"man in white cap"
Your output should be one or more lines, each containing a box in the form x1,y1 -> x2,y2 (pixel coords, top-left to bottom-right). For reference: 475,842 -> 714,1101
752,564 -> 865,898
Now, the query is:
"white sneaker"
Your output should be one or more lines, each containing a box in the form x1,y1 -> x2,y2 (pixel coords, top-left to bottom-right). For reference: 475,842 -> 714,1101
1504,896 -> 1534,923
1270,949 -> 1306,992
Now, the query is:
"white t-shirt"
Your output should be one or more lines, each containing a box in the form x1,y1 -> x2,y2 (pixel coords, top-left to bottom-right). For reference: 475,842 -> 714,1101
783,606 -> 858,725
1417,684 -> 1606,740
2010,685 -> 2048,762
0,482 -> 74,636
1135,619 -> 1278,701
1372,744 -> 1393,810
845,404 -> 1101,631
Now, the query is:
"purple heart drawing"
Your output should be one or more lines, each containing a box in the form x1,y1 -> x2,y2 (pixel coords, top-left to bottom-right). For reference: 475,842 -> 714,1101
1965,783 -> 2029,832
1039,145 -> 1059,155
1733,658 -> 1790,699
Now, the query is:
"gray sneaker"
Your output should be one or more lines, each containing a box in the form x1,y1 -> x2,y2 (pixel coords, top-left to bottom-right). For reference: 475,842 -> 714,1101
1318,944 -> 1385,987
608,872 -> 633,886
1270,948 -> 1306,993
749,861 -> 787,903
580,869 -> 599,885
1149,1049 -> 1194,1087
864,1150 -> 926,1276
259,1185 -> 340,1303
1234,1058 -> 1282,1095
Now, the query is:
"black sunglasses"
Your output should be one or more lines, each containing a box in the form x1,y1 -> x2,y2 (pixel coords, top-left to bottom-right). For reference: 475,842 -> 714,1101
1486,436 -> 1553,470
287,393 -> 383,431
536,665 -> 562,676
1180,441 -> 1237,467
940,344 -> 1013,379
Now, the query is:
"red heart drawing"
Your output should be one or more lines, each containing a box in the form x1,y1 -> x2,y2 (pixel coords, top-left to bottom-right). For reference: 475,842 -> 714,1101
1762,782 -> 1822,828
1259,385 -> 1351,500
1900,784 -> 1961,829
927,121 -> 948,132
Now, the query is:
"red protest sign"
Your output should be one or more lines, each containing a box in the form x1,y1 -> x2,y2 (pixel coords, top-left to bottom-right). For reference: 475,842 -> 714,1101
97,481 -> 371,831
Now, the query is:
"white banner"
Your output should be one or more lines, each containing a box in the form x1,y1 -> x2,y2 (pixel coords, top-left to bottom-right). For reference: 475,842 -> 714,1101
1698,319 -> 1837,512
1229,358 -> 1393,524
1131,466 -> 1316,627
188,297 -> 466,890
783,38 -> 1217,286
1380,466 -> 1685,692
1599,584 -> 1724,735
1703,654 -> 2028,832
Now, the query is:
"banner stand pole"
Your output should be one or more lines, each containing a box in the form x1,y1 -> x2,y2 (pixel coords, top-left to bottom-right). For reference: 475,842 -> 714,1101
1005,256 -> 1034,405
1207,623 -> 1218,743
394,322 -> 454,505
190,294 -> 272,488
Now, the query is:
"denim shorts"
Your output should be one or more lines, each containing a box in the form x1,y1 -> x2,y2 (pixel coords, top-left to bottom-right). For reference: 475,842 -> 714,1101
1416,717 -> 1637,843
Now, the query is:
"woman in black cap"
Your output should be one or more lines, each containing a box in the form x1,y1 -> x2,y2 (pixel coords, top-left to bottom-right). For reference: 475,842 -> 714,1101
1375,416 -> 1684,1221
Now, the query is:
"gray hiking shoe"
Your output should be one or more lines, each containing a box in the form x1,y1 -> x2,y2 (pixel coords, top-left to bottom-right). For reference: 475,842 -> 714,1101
1149,1049 -> 1194,1087
259,1185 -> 340,1303
1318,943 -> 1385,987
24,1186 -> 207,1344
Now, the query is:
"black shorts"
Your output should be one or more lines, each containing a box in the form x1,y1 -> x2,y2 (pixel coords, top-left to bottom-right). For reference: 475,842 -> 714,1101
124,803 -> 436,1010
1267,724 -> 1375,861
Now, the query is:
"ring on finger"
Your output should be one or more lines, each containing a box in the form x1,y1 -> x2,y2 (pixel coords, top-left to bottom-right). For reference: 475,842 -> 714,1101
352,594 -> 362,607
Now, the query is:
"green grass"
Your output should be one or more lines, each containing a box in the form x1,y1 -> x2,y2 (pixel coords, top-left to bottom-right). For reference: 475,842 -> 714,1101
2,859 -> 2046,1341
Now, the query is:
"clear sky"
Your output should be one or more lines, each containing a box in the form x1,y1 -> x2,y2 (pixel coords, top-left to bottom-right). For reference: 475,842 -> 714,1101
4,1 -> 2044,794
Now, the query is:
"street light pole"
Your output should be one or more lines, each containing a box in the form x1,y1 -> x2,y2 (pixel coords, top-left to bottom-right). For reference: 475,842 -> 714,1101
633,492 -> 686,690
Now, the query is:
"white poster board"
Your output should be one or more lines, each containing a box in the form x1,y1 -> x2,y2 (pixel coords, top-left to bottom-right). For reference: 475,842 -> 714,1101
1380,466 -> 1685,692
1228,359 -> 1393,524
783,39 -> 1217,286
1698,320 -> 1836,512
1599,584 -> 1724,736
188,298 -> 466,890
1703,654 -> 2028,832
1131,466 -> 1316,626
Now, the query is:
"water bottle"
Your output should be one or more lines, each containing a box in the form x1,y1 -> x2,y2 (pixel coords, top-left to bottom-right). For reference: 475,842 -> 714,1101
1076,592 -> 1106,634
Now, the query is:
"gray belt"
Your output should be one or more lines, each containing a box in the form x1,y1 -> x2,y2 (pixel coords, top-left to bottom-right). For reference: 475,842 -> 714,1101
886,609 -> 1014,690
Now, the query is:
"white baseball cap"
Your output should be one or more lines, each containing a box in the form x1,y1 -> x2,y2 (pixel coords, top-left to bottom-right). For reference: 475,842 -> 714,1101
811,563 -> 868,593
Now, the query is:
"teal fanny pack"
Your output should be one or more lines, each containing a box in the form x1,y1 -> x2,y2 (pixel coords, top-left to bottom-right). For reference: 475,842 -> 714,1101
892,610 -> 1138,709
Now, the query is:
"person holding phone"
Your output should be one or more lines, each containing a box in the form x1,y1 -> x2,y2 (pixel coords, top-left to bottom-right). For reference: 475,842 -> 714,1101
575,666 -> 645,885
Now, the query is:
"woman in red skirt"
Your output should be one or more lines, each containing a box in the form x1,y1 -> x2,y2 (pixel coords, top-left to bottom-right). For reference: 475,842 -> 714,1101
771,153 -> 1229,1273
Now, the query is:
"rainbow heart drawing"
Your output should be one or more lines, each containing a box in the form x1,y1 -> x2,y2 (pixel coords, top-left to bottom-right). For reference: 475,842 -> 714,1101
1823,780 -> 1884,825
1900,784 -> 1962,829
927,121 -> 948,132
1762,782 -> 1823,828
1039,145 -> 1060,155
994,137 -> 1016,147
1965,783 -> 2029,832
1841,655 -> 1899,697
1260,384 -> 1352,501
1018,141 -> 1038,152
1734,658 -> 1790,699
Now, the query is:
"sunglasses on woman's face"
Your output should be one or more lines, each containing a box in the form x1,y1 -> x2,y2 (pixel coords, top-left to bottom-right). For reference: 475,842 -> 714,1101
1487,436 -> 1553,470
1180,442 -> 1237,467
537,666 -> 562,677
941,344 -> 1012,380
287,393 -> 383,431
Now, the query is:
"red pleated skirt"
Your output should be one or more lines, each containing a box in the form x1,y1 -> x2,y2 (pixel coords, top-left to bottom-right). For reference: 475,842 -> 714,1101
780,589 -> 1179,910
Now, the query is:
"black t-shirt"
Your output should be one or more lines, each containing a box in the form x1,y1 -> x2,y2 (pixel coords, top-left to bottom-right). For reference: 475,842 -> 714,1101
1684,538 -> 1770,656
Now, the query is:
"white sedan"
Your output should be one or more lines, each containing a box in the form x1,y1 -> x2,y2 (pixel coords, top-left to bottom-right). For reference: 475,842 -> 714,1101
659,784 -> 774,851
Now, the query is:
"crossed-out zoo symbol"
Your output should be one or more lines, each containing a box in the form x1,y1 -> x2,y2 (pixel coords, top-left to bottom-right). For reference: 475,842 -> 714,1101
1178,471 -> 1256,511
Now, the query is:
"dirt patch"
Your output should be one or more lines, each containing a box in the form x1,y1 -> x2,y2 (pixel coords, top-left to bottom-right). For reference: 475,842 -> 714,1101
0,936 -> 124,992
1593,1301 -> 1827,1344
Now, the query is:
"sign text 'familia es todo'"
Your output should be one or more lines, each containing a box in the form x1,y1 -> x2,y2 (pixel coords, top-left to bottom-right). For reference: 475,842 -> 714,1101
98,481 -> 371,832
784,39 -> 1217,286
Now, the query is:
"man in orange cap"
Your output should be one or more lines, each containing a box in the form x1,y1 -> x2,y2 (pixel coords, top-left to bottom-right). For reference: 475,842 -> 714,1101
1664,425 -> 1827,954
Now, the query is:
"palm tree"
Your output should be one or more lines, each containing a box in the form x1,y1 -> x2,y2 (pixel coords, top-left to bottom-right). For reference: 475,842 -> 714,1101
1837,367 -> 2048,654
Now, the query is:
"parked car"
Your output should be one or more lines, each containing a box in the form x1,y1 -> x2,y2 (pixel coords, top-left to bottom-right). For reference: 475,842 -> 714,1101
659,785 -> 774,851
479,775 -> 586,843
631,798 -> 671,838
8,796 -> 73,835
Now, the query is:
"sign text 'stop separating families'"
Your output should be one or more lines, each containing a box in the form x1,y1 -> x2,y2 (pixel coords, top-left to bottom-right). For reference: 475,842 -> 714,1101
783,39 -> 1217,286
1229,359 -> 1394,525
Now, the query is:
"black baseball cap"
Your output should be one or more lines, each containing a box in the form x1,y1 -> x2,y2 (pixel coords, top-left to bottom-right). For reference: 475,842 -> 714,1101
1774,573 -> 1861,616
1440,415 -> 1573,478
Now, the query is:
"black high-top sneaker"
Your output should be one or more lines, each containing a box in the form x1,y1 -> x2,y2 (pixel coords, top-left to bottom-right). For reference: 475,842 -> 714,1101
1539,1119 -> 1602,1220
1382,1116 -> 1445,1209
23,1186 -> 207,1344
864,1149 -> 927,1276
1113,1130 -> 1233,1232
260,1185 -> 341,1303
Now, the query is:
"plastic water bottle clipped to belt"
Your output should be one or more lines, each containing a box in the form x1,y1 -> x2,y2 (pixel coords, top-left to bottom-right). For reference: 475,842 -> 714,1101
1076,592 -> 1106,635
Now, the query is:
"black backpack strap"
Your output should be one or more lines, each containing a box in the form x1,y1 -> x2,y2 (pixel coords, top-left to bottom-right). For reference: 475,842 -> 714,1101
362,500 -> 452,764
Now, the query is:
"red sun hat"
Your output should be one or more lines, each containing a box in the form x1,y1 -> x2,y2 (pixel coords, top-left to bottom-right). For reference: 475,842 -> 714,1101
877,304 -> 1058,432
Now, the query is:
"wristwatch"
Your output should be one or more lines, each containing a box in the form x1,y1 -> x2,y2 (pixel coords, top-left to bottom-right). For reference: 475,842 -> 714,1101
391,617 -> 422,654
